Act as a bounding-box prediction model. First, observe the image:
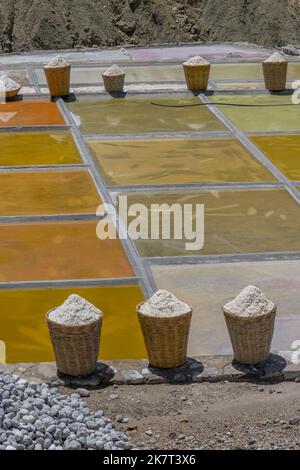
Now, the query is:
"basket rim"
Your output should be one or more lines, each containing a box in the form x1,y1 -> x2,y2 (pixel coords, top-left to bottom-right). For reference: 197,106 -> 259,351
46,307 -> 103,329
102,72 -> 125,78
136,300 -> 193,319
222,304 -> 277,321
1,86 -> 21,95
183,63 -> 211,68
262,60 -> 288,66
44,64 -> 71,71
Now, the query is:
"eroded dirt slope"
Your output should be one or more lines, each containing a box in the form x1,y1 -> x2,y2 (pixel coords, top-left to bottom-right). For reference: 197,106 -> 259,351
0,0 -> 300,53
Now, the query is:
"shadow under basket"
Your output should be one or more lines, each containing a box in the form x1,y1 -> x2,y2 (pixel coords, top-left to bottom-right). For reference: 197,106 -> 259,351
262,62 -> 288,91
137,302 -> 192,369
223,305 -> 276,365
44,65 -> 71,97
46,310 -> 102,376
183,63 -> 211,91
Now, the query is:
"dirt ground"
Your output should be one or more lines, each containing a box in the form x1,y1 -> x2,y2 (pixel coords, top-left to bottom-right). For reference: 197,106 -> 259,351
67,380 -> 300,450
0,0 -> 300,53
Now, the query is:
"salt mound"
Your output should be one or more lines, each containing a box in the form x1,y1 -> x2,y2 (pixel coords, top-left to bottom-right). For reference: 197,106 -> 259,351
140,289 -> 190,317
184,55 -> 210,65
103,64 -> 125,76
45,55 -> 69,68
224,285 -> 274,317
0,74 -> 20,91
49,294 -> 102,326
264,52 -> 287,63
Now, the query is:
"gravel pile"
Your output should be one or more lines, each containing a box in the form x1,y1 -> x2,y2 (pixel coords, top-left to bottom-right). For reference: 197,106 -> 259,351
0,371 -> 128,450
140,289 -> 190,317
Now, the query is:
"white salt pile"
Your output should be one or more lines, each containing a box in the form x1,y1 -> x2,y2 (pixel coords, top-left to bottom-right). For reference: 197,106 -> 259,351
224,285 -> 275,317
49,294 -> 102,326
0,74 -> 20,91
184,55 -> 210,65
103,64 -> 125,76
140,289 -> 190,317
45,55 -> 70,68
264,52 -> 287,63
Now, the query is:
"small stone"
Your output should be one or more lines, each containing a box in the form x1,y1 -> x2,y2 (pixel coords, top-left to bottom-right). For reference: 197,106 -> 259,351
116,415 -> 130,423
95,440 -> 104,450
64,440 -> 81,450
108,394 -> 119,400
86,420 -> 99,430
22,415 -> 35,424
289,416 -> 300,425
121,370 -> 144,385
76,388 -> 90,398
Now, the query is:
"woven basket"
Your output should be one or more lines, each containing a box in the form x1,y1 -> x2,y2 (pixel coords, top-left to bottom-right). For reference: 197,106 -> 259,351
44,65 -> 71,97
46,310 -> 103,376
137,302 -> 192,368
102,73 -> 125,92
183,63 -> 211,91
262,62 -> 288,91
223,305 -> 276,365
0,87 -> 21,99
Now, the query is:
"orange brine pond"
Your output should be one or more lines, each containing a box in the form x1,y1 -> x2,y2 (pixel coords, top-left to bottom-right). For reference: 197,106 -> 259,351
0,100 -> 65,127
0,221 -> 134,281
0,285 -> 145,363
0,169 -> 101,216
0,131 -> 82,166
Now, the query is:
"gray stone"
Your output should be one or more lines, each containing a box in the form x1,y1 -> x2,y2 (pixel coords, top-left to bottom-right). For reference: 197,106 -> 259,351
64,440 -> 81,450
95,440 -> 104,450
201,367 -> 221,382
22,415 -> 36,424
289,416 -> 300,425
76,388 -> 90,398
108,394 -> 119,400
121,370 -> 144,385
36,363 -> 58,382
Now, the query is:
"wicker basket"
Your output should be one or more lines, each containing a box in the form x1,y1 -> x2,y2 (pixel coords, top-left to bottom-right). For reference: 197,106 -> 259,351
223,305 -> 276,365
0,87 -> 21,99
183,63 -> 211,91
102,73 -> 125,92
44,65 -> 71,97
46,310 -> 103,376
137,302 -> 192,368
262,62 -> 288,91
